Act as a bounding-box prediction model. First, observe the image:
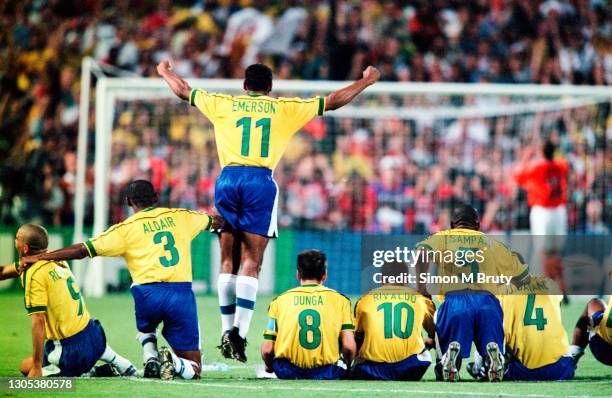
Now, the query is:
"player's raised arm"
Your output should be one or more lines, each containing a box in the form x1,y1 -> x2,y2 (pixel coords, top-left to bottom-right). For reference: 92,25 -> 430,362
0,263 -> 20,280
20,243 -> 89,271
157,60 -> 192,101
325,66 -> 381,111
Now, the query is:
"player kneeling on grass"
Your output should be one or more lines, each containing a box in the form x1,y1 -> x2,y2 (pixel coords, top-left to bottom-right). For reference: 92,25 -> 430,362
261,250 -> 356,379
21,180 -> 224,381
469,276 -> 574,381
570,297 -> 612,367
0,224 -> 135,377
352,261 -> 435,381
415,204 -> 530,382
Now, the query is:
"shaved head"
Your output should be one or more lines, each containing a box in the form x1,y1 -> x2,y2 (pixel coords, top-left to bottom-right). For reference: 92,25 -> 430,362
16,224 -> 48,255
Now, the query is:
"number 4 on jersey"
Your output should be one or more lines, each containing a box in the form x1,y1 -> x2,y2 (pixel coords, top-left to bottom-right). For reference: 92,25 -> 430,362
523,294 -> 548,330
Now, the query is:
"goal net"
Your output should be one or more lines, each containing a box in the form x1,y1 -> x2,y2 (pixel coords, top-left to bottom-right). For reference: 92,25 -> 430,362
78,77 -> 611,296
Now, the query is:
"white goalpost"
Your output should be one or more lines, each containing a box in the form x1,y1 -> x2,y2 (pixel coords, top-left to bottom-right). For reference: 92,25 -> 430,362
75,57 -> 612,297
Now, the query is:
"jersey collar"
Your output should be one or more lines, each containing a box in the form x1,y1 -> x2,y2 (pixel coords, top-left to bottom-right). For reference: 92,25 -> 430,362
141,207 -> 156,212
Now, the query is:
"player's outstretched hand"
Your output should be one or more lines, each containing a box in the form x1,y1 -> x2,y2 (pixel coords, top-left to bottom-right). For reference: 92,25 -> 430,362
362,66 -> 381,85
156,60 -> 172,76
211,213 -> 226,231
19,255 -> 41,272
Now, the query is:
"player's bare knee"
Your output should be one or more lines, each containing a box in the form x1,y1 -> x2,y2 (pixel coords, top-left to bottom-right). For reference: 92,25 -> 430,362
586,298 -> 606,317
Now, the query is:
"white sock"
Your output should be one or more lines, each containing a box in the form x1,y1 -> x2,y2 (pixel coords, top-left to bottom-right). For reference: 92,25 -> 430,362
100,345 -> 134,374
234,275 -> 259,338
569,344 -> 584,358
170,351 -> 197,380
473,351 -> 484,371
137,332 -> 158,363
217,273 -> 237,333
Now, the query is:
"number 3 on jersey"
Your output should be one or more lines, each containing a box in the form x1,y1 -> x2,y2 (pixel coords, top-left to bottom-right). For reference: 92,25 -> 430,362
237,117 -> 271,157
153,231 -> 179,267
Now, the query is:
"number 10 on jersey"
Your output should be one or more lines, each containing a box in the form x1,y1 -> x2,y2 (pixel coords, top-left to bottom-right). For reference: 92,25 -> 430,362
236,117 -> 271,158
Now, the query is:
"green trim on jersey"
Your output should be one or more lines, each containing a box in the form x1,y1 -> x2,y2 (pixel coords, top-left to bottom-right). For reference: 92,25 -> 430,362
84,240 -> 97,257
318,96 -> 325,116
27,306 -> 47,314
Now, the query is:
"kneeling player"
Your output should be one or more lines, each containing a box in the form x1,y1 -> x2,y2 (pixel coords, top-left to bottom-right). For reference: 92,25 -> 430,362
261,250 -> 356,379
415,204 -> 530,382
570,297 -> 612,367
352,262 -> 435,380
0,224 -> 135,377
22,181 -> 223,380
471,276 -> 574,381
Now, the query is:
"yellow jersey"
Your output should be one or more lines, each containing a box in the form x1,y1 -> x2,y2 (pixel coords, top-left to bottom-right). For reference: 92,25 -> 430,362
190,89 -> 325,170
498,277 -> 569,369
263,283 -> 354,369
596,296 -> 612,345
416,228 -> 529,295
20,260 -> 90,341
355,285 -> 435,363
85,207 -> 213,285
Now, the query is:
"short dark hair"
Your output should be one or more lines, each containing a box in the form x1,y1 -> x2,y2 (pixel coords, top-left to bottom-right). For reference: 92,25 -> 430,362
450,203 -> 479,229
20,224 -> 48,251
244,64 -> 272,92
543,140 -> 555,160
126,180 -> 158,208
297,250 -> 327,281
381,261 -> 408,282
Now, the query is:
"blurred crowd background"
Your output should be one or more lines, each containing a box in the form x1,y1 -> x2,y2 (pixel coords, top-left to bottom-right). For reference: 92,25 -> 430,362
0,0 -> 610,233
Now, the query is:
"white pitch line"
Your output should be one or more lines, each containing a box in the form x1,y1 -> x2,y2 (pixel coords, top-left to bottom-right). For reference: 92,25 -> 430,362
126,377 -> 594,398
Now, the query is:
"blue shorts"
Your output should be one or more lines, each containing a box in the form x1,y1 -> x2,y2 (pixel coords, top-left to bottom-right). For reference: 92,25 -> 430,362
215,166 -> 278,238
505,356 -> 575,381
43,319 -> 106,377
131,282 -> 200,351
436,291 -> 504,358
352,351 -> 431,381
272,358 -> 346,380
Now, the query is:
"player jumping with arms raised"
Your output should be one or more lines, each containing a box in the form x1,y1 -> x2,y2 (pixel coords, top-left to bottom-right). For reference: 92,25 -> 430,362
157,60 -> 380,362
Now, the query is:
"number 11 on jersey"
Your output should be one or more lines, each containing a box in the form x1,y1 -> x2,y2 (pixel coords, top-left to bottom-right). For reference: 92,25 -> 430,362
236,117 -> 271,157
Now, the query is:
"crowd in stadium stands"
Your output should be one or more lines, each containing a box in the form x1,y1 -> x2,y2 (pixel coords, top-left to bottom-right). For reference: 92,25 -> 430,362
0,0 -> 610,232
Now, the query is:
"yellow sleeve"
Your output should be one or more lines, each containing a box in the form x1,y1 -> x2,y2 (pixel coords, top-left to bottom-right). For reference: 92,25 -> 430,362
184,210 -> 213,238
279,96 -> 325,134
190,89 -> 223,124
85,224 -> 126,258
416,234 -> 444,251
263,299 -> 278,340
499,246 -> 529,279
25,271 -> 47,314
340,296 -> 355,331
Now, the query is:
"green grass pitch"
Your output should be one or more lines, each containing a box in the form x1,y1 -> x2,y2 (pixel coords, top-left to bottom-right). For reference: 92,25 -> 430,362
1,292 -> 611,398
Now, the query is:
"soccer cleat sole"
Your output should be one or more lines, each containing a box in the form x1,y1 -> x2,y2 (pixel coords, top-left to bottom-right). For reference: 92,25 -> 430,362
159,347 -> 175,381
486,342 -> 504,382
218,333 -> 234,360
442,341 -> 461,382
143,358 -> 160,378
